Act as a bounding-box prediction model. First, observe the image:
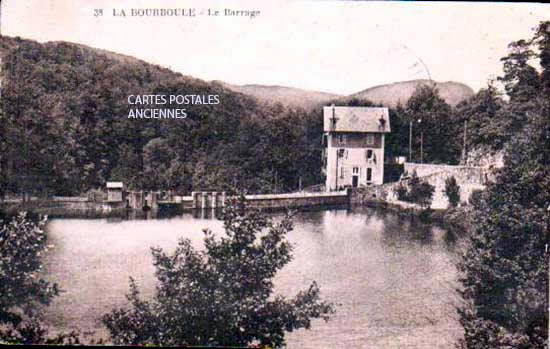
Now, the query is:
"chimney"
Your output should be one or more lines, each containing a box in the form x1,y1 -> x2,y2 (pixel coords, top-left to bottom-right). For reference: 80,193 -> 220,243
379,115 -> 386,130
330,104 -> 337,129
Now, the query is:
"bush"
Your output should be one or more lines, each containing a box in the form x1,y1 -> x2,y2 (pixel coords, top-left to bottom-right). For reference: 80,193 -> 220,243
0,213 -> 57,326
468,189 -> 483,206
0,212 -> 81,344
102,198 -> 334,347
418,208 -> 433,223
394,183 -> 408,201
444,176 -> 460,207
396,171 -> 435,208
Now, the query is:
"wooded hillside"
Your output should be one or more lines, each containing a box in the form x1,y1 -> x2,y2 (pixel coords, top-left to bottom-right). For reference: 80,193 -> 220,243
0,36 -> 323,196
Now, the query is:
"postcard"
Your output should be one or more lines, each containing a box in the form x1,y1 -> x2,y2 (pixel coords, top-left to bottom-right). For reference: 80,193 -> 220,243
0,1 -> 548,348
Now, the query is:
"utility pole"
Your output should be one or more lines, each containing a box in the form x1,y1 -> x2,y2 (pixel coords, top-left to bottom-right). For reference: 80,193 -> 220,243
409,121 -> 412,162
335,148 -> 339,190
418,118 -> 423,164
420,131 -> 423,164
462,119 -> 468,164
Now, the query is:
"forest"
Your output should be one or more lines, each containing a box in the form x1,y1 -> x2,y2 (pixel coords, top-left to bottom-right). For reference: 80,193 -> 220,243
0,37 -> 322,196
0,34 -> 505,199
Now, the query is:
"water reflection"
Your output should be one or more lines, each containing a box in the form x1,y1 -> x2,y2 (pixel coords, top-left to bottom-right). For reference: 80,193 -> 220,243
42,207 -> 462,348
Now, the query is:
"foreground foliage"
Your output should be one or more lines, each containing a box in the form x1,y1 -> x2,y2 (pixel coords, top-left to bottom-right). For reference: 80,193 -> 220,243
102,200 -> 334,347
457,21 -> 550,348
0,212 -> 80,344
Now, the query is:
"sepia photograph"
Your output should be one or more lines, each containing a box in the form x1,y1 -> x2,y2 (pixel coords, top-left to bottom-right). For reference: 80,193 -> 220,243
0,0 -> 549,347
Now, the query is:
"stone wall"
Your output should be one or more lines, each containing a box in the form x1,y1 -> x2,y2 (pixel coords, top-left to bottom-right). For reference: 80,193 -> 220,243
244,191 -> 349,209
404,163 -> 488,181
186,191 -> 350,210
389,163 -> 490,209
0,197 -> 126,216
351,163 -> 491,210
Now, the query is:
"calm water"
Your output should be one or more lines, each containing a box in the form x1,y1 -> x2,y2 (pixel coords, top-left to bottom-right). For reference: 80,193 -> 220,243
41,208 -> 463,348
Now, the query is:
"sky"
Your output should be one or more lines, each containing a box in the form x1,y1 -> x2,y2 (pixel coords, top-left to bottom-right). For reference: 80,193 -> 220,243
2,0 -> 548,95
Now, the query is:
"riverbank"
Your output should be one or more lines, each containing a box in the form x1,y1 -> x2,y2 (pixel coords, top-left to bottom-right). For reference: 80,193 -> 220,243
355,198 -> 472,235
1,187 -> 472,235
0,190 -> 352,218
0,199 -> 127,218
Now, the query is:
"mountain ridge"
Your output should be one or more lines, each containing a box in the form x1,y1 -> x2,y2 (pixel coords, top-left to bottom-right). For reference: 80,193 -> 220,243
218,79 -> 475,110
347,79 -> 474,107
0,36 -> 475,110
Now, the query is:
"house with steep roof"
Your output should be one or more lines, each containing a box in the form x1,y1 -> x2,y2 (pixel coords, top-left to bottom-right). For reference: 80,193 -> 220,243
323,106 -> 391,190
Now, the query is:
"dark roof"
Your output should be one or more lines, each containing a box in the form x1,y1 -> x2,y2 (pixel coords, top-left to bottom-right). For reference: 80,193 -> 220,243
323,106 -> 390,133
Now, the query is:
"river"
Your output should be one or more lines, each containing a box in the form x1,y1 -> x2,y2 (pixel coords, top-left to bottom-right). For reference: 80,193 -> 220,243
41,208 -> 463,348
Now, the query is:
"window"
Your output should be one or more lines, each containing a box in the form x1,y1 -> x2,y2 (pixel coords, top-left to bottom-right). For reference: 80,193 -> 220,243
337,149 -> 348,159
366,134 -> 374,145
366,149 -> 373,159
367,168 -> 372,182
338,134 -> 347,145
353,167 -> 359,175
340,166 -> 345,178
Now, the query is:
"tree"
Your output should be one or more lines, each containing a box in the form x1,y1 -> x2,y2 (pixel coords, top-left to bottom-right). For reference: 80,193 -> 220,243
0,212 -> 79,344
393,171 -> 435,209
444,176 -> 460,207
142,138 -> 173,190
457,106 -> 549,348
394,182 -> 408,201
405,84 -> 460,164
0,213 -> 57,326
102,198 -> 334,347
110,143 -> 141,188
0,107 -> 7,200
403,171 -> 435,207
408,174 -> 435,209
498,40 -> 540,103
455,82 -> 507,151
457,22 -> 550,348
533,21 -> 550,95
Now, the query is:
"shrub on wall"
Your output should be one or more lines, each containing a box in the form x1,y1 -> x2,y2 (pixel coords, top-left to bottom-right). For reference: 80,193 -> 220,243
395,171 -> 435,208
444,176 -> 461,207
394,183 -> 408,201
